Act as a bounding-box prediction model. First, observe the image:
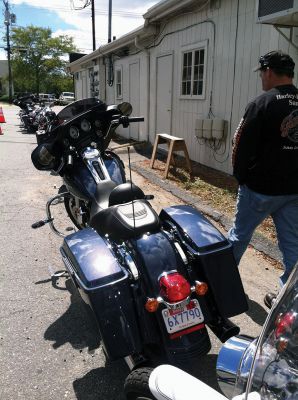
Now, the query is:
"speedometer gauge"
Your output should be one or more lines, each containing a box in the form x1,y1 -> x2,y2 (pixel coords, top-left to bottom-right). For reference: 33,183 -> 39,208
69,125 -> 80,139
81,119 -> 91,132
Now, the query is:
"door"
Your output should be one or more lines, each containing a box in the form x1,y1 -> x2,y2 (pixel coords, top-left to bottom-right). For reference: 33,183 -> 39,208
129,61 -> 140,140
155,54 -> 173,136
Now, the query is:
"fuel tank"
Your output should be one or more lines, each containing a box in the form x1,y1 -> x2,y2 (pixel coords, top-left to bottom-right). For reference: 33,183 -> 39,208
64,153 -> 126,202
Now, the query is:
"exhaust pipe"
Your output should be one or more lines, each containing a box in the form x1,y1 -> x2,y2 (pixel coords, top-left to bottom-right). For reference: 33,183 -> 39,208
216,335 -> 256,399
207,317 -> 240,343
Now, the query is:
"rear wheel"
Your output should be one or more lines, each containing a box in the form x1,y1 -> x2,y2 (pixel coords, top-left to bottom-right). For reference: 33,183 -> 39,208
64,195 -> 90,229
124,368 -> 154,400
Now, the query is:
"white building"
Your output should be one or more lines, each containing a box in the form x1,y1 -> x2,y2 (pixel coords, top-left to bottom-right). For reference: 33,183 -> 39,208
68,0 -> 298,175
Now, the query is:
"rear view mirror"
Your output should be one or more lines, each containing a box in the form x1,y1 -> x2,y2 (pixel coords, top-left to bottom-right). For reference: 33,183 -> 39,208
118,102 -> 132,116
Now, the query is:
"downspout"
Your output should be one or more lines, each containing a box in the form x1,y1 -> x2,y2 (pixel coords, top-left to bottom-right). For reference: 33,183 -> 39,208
135,35 -> 150,142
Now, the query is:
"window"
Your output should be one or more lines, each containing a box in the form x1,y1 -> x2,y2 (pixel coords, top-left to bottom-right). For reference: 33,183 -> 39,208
181,43 -> 207,99
115,67 -> 122,99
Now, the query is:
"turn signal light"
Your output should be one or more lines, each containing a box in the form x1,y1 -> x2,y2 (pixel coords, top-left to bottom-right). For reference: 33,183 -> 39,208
159,272 -> 191,303
195,281 -> 208,296
145,298 -> 159,312
277,337 -> 288,353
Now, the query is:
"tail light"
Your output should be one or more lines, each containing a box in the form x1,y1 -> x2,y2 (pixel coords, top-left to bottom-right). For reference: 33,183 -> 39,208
159,272 -> 191,303
275,312 -> 296,338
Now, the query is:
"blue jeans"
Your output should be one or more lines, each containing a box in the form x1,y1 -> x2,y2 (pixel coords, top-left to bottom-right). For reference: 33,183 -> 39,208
228,185 -> 298,286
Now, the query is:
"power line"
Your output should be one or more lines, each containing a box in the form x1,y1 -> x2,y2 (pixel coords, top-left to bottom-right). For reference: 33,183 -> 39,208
9,3 -> 143,18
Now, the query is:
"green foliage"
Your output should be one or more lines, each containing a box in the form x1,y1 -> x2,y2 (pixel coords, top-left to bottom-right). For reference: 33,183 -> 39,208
0,95 -> 10,102
10,25 -> 77,94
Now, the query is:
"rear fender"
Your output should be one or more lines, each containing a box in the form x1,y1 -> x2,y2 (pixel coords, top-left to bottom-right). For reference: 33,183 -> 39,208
130,231 -> 187,293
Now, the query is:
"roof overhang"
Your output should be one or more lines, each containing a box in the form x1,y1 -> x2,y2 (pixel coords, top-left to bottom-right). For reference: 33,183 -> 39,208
143,0 -> 209,23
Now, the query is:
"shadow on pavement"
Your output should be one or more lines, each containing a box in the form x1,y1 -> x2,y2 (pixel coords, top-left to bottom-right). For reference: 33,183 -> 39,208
44,278 -> 101,351
245,295 -> 268,326
73,360 -> 128,400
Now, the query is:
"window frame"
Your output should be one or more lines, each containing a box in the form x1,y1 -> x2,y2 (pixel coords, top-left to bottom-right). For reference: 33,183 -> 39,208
179,40 -> 208,100
115,66 -> 123,99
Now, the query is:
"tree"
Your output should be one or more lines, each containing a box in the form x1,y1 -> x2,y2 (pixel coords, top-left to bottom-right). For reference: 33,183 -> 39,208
10,25 -> 77,95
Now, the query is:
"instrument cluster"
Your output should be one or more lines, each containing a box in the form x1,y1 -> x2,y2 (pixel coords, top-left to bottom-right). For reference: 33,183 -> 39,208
69,118 -> 92,140
65,117 -> 104,148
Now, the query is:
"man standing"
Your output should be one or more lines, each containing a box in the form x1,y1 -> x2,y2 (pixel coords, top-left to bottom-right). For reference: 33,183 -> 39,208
228,50 -> 298,308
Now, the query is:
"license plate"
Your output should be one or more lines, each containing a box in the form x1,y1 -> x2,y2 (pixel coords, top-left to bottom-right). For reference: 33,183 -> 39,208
162,299 -> 204,334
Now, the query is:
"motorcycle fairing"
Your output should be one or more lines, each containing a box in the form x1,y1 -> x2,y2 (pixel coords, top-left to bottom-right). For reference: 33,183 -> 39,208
160,205 -> 248,318
60,227 -> 142,359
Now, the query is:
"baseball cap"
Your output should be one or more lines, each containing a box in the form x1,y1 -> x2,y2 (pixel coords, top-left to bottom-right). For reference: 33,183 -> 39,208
253,50 -> 295,72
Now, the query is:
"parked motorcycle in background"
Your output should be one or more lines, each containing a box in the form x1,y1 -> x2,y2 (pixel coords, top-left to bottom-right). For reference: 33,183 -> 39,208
14,94 -> 57,134
124,264 -> 298,400
30,98 -> 248,373
13,94 -> 38,131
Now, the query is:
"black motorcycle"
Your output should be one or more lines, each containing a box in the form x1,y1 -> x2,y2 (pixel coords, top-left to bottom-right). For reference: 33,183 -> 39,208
31,97 -> 248,369
13,94 -> 38,132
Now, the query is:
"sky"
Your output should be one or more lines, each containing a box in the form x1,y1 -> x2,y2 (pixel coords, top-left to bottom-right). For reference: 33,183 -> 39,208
0,0 -> 158,59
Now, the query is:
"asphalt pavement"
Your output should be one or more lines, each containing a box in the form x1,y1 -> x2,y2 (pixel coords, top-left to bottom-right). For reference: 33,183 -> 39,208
0,104 -> 281,400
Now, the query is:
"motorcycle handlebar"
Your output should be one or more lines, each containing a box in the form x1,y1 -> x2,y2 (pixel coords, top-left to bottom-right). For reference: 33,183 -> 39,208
127,117 -> 144,123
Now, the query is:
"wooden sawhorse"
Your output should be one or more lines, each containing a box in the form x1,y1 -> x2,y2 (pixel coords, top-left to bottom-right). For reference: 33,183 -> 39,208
150,133 -> 193,179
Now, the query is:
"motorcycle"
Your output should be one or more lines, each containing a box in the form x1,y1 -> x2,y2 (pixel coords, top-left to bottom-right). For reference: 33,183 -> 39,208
13,94 -> 38,131
30,97 -> 248,369
35,103 -> 57,144
124,265 -> 298,399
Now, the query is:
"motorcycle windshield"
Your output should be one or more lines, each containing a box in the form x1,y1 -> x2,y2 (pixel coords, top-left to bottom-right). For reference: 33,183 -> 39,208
56,98 -> 106,123
244,265 -> 298,400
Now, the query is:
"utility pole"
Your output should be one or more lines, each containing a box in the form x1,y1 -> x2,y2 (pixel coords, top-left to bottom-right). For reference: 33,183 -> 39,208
108,0 -> 112,43
91,0 -> 95,50
3,0 -> 13,102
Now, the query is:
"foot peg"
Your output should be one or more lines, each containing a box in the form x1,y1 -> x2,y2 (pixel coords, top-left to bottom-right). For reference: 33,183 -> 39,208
32,218 -> 54,229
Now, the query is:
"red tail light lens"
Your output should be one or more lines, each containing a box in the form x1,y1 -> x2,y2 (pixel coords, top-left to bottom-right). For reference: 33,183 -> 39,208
275,312 -> 296,338
159,272 -> 191,303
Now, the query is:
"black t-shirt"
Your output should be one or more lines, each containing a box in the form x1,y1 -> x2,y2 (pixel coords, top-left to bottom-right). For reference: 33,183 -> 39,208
232,84 -> 298,195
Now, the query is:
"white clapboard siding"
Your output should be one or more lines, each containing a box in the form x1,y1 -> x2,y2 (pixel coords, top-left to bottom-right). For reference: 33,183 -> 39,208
69,0 -> 297,175
144,0 -> 298,174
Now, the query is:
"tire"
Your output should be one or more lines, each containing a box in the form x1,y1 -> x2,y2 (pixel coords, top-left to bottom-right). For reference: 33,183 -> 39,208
124,368 -> 154,400
64,195 -> 90,230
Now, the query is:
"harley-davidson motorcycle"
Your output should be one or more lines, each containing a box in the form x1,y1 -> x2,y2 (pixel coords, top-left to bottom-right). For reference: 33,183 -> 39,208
31,97 -> 248,368
124,265 -> 298,399
14,94 -> 56,134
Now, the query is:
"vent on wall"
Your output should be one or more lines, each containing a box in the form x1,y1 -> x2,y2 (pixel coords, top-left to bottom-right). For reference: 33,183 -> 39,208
256,0 -> 298,26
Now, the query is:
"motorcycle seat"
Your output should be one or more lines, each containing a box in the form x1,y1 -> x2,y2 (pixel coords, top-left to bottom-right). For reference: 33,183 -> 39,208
90,199 -> 160,240
90,180 -> 118,218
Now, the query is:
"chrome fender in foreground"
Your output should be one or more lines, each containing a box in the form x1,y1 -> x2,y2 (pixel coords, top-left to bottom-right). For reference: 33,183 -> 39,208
216,335 -> 256,399
149,364 -> 227,400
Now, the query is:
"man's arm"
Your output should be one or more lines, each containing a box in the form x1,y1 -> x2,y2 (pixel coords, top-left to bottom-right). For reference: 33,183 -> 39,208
232,102 -> 262,184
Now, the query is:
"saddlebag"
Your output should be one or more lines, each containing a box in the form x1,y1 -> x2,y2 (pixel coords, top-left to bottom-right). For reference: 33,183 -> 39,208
60,227 -> 142,360
160,205 -> 248,318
